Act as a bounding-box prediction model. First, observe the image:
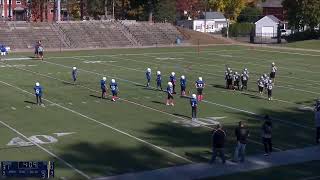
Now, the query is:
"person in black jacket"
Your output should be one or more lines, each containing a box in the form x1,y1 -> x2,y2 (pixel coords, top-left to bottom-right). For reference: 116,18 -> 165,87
233,121 -> 250,162
262,115 -> 272,156
209,124 -> 226,164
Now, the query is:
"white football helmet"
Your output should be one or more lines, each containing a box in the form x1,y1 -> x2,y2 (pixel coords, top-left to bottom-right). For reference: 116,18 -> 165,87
103,77 -> 107,81
192,94 -> 197,99
111,79 -> 115,83
235,72 -> 238,75
171,72 -> 175,76
269,80 -> 272,83
244,68 -> 248,71
181,75 -> 185,79
157,71 -> 161,75
147,68 -> 151,72
198,77 -> 202,81
35,82 -> 40,86
73,67 -> 77,70
260,76 -> 264,79
272,62 -> 275,66
168,82 -> 173,86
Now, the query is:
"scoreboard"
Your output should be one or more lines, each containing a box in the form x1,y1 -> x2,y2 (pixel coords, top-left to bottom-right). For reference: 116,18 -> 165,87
1,161 -> 54,179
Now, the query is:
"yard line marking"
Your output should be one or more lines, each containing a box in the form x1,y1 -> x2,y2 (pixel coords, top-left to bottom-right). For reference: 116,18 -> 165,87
71,56 -> 313,107
202,99 -> 314,130
7,61 -> 280,151
252,49 -> 320,57
0,120 -> 91,179
39,60 -> 314,131
0,80 -> 193,163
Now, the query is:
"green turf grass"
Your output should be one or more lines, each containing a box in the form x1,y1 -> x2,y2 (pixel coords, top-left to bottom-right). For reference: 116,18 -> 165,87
0,45 -> 319,179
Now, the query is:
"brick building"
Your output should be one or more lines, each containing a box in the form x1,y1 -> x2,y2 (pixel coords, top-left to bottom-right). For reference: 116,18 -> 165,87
0,0 -> 66,22
260,0 -> 285,21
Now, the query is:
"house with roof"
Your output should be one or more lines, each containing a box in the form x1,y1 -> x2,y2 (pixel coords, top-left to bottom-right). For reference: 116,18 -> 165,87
258,0 -> 285,21
255,15 -> 281,37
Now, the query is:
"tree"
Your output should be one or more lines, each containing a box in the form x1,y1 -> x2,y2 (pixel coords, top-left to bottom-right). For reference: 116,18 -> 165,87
224,0 -> 246,21
154,0 -> 176,22
283,0 -> 320,31
208,0 -> 228,12
176,0 -> 204,20
237,6 -> 262,23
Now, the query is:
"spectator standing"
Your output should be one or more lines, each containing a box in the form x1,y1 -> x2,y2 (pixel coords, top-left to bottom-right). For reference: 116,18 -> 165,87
209,124 -> 226,164
233,121 -> 250,162
262,115 -> 272,156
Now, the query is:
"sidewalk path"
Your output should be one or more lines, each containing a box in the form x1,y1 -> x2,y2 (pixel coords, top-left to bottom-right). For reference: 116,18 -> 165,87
96,146 -> 320,180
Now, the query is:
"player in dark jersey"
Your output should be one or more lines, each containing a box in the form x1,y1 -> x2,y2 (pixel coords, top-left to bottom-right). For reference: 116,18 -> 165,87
241,71 -> 249,91
180,75 -> 187,96
190,94 -> 198,121
166,82 -> 174,106
110,79 -> 119,102
195,77 -> 205,101
100,77 -> 107,99
226,70 -> 233,89
233,72 -> 240,90
170,72 -> 177,94
72,67 -> 77,84
267,80 -> 273,100
156,71 -> 162,90
34,82 -> 43,105
146,68 -> 151,88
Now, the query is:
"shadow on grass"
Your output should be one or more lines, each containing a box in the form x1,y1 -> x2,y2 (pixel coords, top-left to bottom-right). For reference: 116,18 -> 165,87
24,100 -> 37,105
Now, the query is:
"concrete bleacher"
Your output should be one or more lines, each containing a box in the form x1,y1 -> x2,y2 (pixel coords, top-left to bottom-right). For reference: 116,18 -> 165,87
0,20 -> 183,50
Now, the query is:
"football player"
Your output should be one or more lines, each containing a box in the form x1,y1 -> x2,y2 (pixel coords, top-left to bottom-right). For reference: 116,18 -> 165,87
195,77 -> 205,101
146,68 -> 151,88
72,67 -> 77,84
101,77 -> 107,99
156,71 -> 162,90
270,62 -> 277,83
190,94 -> 198,121
258,76 -> 264,95
166,82 -> 174,106
110,79 -> 119,102
267,80 -> 273,100
233,72 -> 240,90
170,72 -> 177,94
241,71 -> 249,91
243,68 -> 249,75
263,74 -> 269,93
180,75 -> 187,96
38,45 -> 44,61
226,70 -> 233,89
34,82 -> 43,105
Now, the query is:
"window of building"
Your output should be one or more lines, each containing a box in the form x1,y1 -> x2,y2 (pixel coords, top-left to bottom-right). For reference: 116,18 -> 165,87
50,9 -> 54,14
16,1 -> 21,4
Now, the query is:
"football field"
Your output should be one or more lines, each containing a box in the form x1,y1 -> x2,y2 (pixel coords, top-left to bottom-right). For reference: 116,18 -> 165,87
0,45 -> 319,179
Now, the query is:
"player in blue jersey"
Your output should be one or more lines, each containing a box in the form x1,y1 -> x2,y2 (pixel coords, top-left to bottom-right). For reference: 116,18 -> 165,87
166,82 -> 174,106
34,82 -> 43,105
195,77 -> 205,101
146,68 -> 151,88
101,77 -> 107,99
72,67 -> 77,84
156,71 -> 162,90
170,72 -> 177,94
190,94 -> 198,121
180,75 -> 187,96
110,79 -> 119,102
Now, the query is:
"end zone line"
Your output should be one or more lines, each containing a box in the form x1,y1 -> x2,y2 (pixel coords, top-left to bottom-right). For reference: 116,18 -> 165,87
0,120 -> 91,179
0,80 -> 193,164
5,62 -> 282,151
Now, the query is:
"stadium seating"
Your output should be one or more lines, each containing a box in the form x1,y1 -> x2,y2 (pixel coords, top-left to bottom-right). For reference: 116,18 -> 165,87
0,20 -> 183,50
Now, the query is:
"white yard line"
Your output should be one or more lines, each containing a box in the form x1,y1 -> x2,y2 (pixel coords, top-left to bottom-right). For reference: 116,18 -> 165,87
5,61 -> 282,151
252,49 -> 320,57
0,80 -> 193,164
40,60 -> 315,131
0,120 -> 91,179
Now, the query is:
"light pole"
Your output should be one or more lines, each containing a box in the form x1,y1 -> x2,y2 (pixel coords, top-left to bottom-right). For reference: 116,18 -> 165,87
112,0 -> 115,19
204,0 -> 207,33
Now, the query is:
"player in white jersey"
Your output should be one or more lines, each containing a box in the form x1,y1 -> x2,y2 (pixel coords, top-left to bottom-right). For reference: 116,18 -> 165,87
241,71 -> 249,91
267,80 -> 273,100
258,76 -> 264,95
233,72 -> 240,90
270,62 -> 277,84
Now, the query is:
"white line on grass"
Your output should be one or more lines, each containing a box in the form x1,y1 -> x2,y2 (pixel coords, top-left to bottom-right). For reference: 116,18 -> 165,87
73,55 -> 313,108
0,80 -> 193,163
40,60 -> 314,131
252,49 -> 320,57
7,61 -> 282,151
0,120 -> 91,179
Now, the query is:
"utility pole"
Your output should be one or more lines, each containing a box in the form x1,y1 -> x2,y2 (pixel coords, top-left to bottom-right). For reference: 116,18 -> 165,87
112,0 -> 115,19
8,0 -> 12,19
204,0 -> 207,33
57,0 -> 61,22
